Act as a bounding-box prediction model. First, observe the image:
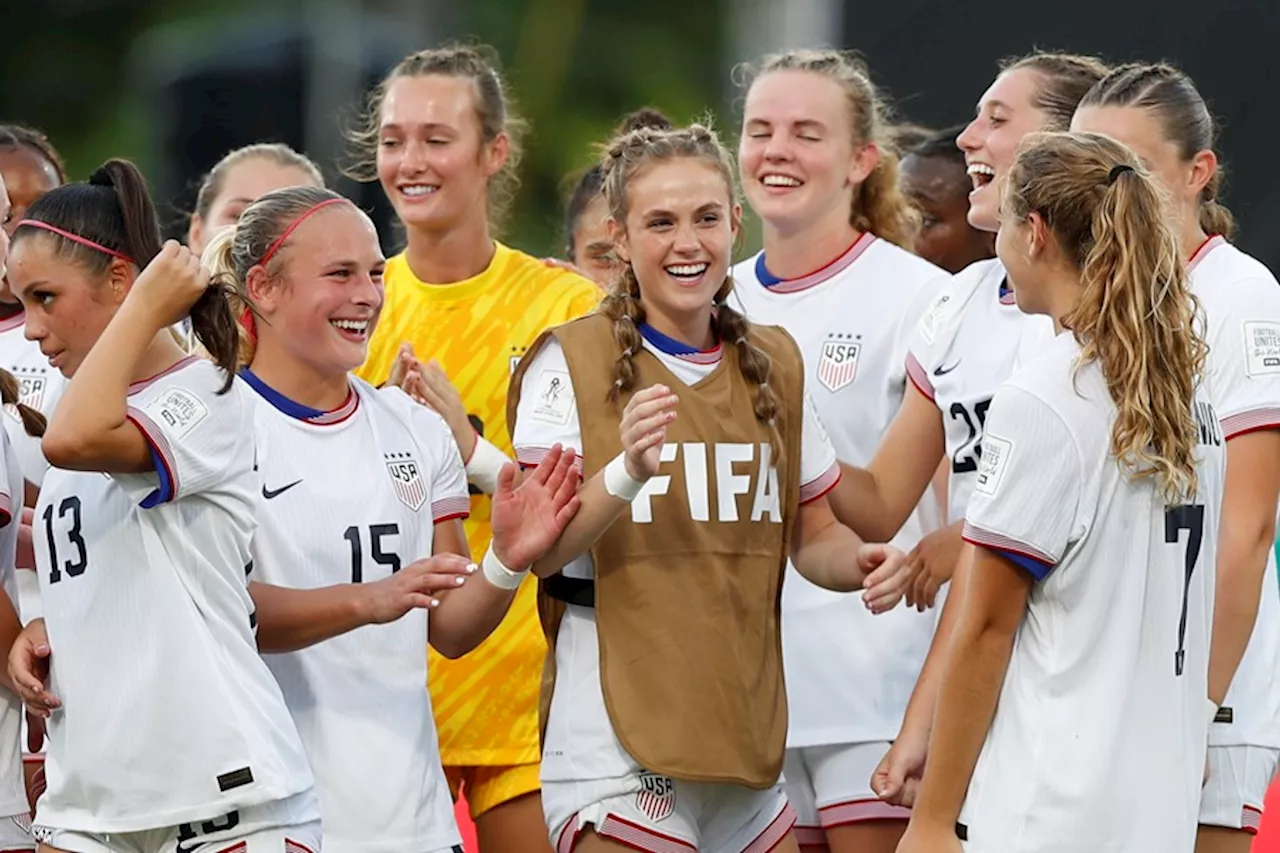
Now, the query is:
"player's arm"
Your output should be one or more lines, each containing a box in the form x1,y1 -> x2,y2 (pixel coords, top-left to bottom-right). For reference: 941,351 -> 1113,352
43,243 -> 203,474
431,445 -> 581,657
827,380 -> 946,542
905,387 -> 1078,838
527,385 -> 677,577
1208,429 -> 1280,703
0,586 -> 24,694
907,545 -> 1031,834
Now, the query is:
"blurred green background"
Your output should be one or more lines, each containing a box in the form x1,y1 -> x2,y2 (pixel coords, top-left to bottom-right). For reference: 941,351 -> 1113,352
1,0 -> 734,259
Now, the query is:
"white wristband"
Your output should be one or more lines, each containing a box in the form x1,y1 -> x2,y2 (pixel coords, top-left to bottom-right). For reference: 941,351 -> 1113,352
481,544 -> 528,590
603,453 -> 647,502
466,435 -> 509,496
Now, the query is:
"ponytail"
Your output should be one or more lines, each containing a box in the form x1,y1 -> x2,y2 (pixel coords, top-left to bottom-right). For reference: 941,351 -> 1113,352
600,266 -> 646,402
201,227 -> 257,368
854,150 -> 918,250
0,370 -> 45,438
713,276 -> 783,460
1198,169 -> 1237,239
15,159 -> 240,392
1008,132 -> 1205,502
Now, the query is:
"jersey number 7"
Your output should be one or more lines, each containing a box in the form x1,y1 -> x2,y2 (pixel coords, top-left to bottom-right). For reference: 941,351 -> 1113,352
1165,503 -> 1205,677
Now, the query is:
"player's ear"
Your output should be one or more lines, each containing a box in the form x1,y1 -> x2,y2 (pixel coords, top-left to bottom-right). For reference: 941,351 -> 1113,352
1026,211 -> 1051,260
608,218 -> 630,264
105,257 -> 135,305
245,263 -> 281,313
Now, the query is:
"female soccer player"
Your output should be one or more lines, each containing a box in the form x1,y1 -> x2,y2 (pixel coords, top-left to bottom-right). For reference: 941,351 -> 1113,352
511,122 -> 911,853
562,109 -> 673,287
898,130 -> 1224,853
350,45 -> 600,853
199,184 -> 581,853
1072,63 -> 1280,852
898,126 -> 996,275
729,48 -> 948,853
848,52 -> 1108,806
0,125 -> 67,495
0,174 -> 49,852
5,160 -> 320,853
186,143 -> 325,258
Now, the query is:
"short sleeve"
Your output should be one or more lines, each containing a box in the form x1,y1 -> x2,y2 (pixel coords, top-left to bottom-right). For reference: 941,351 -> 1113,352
511,339 -> 585,471
0,432 -> 17,526
1203,280 -> 1280,439
798,391 -> 840,504
961,386 -> 1082,580
408,401 -> 471,523
894,274 -> 950,389
122,362 -> 249,508
904,287 -> 959,402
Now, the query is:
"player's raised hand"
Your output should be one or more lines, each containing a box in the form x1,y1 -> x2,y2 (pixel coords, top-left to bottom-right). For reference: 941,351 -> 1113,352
407,361 -> 476,459
126,240 -> 212,328
360,554 -> 478,622
872,727 -> 928,807
621,384 -> 678,480
385,342 -> 421,391
8,618 -> 59,717
490,444 -> 581,569
858,543 -> 910,614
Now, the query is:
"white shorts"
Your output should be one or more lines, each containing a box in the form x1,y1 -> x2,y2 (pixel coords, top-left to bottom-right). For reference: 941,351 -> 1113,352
0,813 -> 33,851
544,772 -> 795,853
782,743 -> 909,844
1199,745 -> 1279,833
32,791 -> 321,853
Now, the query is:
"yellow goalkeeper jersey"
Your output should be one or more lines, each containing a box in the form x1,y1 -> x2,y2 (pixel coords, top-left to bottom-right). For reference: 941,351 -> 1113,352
358,241 -> 600,765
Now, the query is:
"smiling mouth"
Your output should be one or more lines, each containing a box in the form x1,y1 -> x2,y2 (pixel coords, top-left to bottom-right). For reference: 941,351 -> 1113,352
330,318 -> 371,341
967,163 -> 995,191
665,262 -> 710,285
399,184 -> 440,199
760,173 -> 803,190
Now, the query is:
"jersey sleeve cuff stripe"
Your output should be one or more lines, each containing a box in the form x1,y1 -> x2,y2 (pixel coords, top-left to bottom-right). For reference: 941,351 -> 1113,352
126,408 -> 179,507
962,522 -> 1058,569
799,462 -> 841,505
431,495 -> 471,523
905,353 -> 935,401
0,491 -> 12,528
516,446 -> 585,474
1222,408 -> 1280,440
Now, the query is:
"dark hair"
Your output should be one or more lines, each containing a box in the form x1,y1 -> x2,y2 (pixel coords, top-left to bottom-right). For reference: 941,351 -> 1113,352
564,108 -> 674,256
202,186 -> 352,366
1079,62 -> 1235,239
907,124 -> 969,167
345,43 -> 527,227
193,143 -> 325,222
13,160 -> 240,391
0,125 -> 67,184
999,51 -> 1111,131
0,370 -> 44,438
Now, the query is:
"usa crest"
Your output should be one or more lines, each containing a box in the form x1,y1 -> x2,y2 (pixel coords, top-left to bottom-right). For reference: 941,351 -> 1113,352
17,374 -> 45,411
817,334 -> 860,392
385,452 -> 427,511
634,772 -> 675,822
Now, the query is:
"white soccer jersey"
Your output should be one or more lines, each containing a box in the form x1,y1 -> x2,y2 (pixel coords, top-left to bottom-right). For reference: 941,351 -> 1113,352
1189,236 -> 1280,750
730,235 -> 949,745
958,332 -> 1225,853
33,358 -> 313,834
905,258 -> 1054,523
0,428 -> 29,821
0,311 -> 65,488
246,371 -> 467,853
513,325 -> 840,782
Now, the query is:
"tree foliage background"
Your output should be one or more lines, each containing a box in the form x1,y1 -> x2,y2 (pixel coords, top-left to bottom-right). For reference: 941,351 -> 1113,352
0,0 -> 731,259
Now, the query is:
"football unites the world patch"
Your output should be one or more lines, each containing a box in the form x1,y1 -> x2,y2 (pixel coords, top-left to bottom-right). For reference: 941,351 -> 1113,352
817,333 -> 861,392
385,451 -> 427,511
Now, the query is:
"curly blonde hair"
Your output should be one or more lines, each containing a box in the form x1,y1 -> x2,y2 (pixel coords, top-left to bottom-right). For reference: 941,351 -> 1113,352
1004,131 -> 1207,501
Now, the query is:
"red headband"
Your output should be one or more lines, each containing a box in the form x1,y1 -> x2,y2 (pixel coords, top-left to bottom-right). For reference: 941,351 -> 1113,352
258,198 -> 348,266
16,220 -> 135,265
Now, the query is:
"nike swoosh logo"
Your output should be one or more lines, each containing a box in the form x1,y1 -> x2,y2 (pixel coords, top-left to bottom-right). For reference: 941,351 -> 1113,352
262,479 -> 302,500
933,361 -> 961,376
